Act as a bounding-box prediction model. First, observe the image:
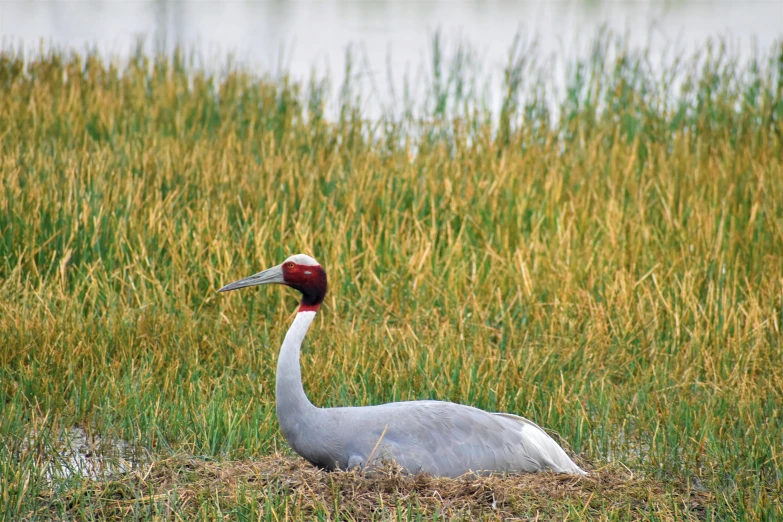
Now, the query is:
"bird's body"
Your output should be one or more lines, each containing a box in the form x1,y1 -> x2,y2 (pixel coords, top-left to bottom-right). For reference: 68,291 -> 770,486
220,254 -> 586,477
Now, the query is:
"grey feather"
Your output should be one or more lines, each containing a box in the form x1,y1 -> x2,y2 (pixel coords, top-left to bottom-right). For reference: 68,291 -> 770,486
275,311 -> 586,478
221,255 -> 587,478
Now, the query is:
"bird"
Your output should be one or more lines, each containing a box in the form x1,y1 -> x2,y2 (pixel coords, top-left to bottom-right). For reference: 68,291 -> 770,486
219,253 -> 587,478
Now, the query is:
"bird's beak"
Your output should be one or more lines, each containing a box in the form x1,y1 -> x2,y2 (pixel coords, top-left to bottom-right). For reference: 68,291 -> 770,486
218,264 -> 285,293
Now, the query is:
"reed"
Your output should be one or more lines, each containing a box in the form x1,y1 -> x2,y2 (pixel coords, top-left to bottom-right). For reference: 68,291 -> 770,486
1,36 -> 781,520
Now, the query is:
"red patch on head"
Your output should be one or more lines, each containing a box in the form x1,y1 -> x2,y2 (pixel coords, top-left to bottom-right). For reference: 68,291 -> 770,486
282,262 -> 328,311
298,302 -> 322,312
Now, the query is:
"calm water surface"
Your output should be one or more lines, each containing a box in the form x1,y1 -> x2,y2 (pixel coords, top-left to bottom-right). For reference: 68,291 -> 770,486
2,1 -> 781,116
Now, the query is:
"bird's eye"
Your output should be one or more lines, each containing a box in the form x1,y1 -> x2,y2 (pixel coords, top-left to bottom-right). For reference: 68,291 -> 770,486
286,262 -> 295,269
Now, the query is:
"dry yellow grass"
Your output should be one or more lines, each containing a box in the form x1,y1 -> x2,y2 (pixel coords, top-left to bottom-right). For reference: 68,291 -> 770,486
1,40 -> 782,519
31,455 -> 713,521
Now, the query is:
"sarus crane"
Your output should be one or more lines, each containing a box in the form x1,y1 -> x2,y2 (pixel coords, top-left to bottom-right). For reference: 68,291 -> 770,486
219,254 -> 586,477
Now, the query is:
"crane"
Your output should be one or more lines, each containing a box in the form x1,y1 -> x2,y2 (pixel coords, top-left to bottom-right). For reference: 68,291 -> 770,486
219,254 -> 587,477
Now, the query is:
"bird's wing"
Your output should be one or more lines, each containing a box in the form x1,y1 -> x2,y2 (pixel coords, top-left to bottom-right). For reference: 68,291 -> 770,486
493,412 -> 587,475
326,400 -> 584,477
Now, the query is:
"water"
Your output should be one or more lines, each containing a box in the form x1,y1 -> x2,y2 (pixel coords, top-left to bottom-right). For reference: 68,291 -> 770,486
1,1 -> 780,118
20,426 -> 148,482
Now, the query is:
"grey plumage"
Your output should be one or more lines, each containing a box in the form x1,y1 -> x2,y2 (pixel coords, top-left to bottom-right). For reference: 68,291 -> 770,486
220,254 -> 587,478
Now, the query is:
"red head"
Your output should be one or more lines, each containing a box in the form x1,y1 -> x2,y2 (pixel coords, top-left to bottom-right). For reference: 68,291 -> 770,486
281,255 -> 328,311
218,254 -> 328,312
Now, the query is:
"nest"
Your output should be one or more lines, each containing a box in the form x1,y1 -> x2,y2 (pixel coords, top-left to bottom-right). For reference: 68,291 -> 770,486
30,453 -> 713,520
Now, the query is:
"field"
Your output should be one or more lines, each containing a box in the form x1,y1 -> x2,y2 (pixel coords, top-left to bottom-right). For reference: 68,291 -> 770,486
1,37 -> 782,520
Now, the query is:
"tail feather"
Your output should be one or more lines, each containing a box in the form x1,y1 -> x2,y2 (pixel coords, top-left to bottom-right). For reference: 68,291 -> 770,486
494,413 -> 587,475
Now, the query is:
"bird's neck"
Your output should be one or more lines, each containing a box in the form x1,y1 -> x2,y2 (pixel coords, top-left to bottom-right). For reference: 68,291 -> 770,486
276,310 -> 318,440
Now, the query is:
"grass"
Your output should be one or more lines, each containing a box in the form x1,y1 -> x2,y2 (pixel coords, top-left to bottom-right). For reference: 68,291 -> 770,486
1,35 -> 782,520
13,456 -> 712,520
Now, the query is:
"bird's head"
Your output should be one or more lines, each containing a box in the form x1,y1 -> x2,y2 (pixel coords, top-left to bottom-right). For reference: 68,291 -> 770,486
218,254 -> 328,312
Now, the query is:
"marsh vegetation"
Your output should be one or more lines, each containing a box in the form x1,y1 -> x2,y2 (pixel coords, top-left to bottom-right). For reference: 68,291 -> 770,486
1,36 -> 782,519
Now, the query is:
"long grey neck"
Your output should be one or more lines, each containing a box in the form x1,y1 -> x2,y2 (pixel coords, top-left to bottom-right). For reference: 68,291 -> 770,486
276,310 -> 318,447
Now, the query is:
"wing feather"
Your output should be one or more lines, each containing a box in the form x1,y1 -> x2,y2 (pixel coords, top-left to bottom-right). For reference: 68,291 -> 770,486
311,400 -> 585,477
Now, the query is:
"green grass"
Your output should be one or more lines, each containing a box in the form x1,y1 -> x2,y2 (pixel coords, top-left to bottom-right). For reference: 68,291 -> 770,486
1,35 -> 782,520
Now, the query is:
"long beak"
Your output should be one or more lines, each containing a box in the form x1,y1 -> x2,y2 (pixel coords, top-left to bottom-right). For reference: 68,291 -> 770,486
218,264 -> 285,293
